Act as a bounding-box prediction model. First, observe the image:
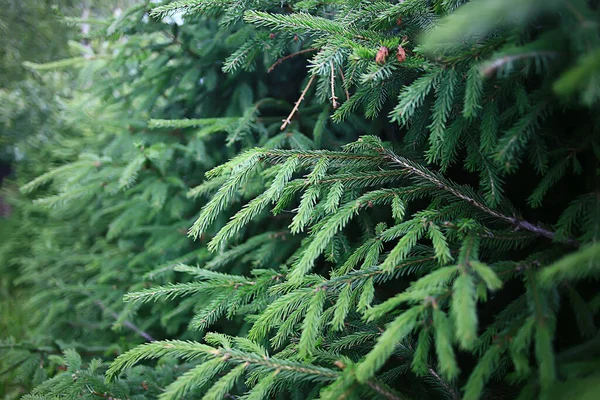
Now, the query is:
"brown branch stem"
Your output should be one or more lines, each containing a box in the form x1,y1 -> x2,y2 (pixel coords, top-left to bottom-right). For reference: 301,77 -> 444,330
281,74 -> 316,130
95,300 -> 155,342
338,66 -> 350,101
268,48 -> 317,73
428,367 -> 460,400
481,51 -> 557,76
365,380 -> 405,400
330,61 -> 338,109
384,149 -> 578,246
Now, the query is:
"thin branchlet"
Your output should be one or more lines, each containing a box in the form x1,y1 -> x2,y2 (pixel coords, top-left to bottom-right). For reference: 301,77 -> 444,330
383,148 -> 577,246
281,75 -> 317,130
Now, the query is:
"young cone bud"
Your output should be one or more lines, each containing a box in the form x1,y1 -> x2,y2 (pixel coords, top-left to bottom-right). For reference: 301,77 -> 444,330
376,46 -> 389,65
396,45 -> 407,63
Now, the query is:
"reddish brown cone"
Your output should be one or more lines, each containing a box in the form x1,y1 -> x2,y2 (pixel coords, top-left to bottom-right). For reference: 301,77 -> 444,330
375,46 -> 389,65
396,45 -> 407,63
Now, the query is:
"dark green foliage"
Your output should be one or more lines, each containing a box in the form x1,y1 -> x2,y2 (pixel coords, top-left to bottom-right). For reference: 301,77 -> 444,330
2,0 -> 600,399
0,0 -> 72,87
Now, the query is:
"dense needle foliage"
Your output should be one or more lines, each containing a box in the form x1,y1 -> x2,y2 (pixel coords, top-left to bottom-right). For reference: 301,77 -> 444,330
1,0 -> 600,399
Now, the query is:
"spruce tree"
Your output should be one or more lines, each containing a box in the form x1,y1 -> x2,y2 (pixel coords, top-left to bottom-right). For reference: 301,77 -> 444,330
2,0 -> 600,399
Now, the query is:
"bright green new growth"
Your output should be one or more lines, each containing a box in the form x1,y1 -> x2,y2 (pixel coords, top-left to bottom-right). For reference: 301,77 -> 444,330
3,0 -> 600,399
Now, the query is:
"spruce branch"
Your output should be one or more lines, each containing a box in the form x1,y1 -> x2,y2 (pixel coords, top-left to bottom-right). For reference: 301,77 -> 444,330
11,0 -> 600,398
244,11 -> 377,41
150,0 -> 224,18
22,57 -> 97,71
376,142 -> 576,245
319,255 -> 437,290
260,149 -> 383,165
149,118 -> 238,129
223,350 -> 409,400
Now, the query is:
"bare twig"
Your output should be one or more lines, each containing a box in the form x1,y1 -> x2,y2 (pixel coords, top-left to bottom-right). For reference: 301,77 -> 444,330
365,380 -> 407,400
89,389 -> 122,400
95,300 -> 155,342
428,368 -> 460,400
330,61 -> 339,109
268,48 -> 317,73
481,51 -> 557,76
383,149 -> 578,246
338,66 -> 350,101
281,74 -> 316,130
334,359 -> 405,400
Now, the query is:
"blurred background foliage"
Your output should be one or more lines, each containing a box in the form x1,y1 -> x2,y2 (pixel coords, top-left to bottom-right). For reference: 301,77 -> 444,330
0,0 -> 348,397
0,1 -> 152,396
0,0 -> 137,165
